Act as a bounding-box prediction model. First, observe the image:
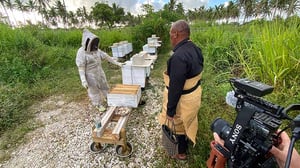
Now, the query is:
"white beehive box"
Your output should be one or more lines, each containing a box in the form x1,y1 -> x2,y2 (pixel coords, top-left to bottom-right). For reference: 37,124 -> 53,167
107,84 -> 141,108
143,44 -> 156,54
147,35 -> 161,47
132,51 -> 147,66
147,38 -> 159,46
121,61 -> 152,88
120,41 -> 129,55
117,44 -> 125,57
121,62 -> 146,88
111,41 -> 133,57
111,43 -> 125,57
127,43 -> 133,53
144,53 -> 157,63
131,54 -> 144,65
111,43 -> 120,57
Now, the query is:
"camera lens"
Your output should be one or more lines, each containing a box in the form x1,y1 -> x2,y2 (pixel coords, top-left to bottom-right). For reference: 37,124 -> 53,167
211,117 -> 232,140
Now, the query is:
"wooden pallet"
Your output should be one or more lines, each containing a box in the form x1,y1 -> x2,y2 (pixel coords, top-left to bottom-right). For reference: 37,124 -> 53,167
91,106 -> 133,157
92,106 -> 130,145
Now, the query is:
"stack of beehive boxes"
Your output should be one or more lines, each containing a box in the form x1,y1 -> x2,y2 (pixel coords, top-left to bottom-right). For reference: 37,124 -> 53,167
121,51 -> 152,88
111,41 -> 133,58
142,34 -> 161,55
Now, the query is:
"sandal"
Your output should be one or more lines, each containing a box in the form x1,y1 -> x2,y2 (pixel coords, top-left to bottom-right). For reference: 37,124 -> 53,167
95,105 -> 106,112
171,154 -> 187,160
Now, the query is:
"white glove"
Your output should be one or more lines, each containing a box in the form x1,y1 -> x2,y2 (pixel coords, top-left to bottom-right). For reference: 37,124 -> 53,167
81,80 -> 88,89
78,68 -> 88,89
117,62 -> 125,67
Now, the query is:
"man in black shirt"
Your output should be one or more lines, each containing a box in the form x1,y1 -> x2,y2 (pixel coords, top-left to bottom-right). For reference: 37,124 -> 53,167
158,20 -> 204,160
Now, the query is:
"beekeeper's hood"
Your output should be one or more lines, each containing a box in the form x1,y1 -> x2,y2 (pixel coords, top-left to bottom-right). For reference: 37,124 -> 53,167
81,29 -> 99,52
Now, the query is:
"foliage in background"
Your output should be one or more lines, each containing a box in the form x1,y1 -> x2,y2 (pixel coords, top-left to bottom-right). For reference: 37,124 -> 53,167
132,14 -> 170,54
95,27 -> 133,53
191,18 -> 300,99
1,0 -> 297,29
238,20 -> 299,88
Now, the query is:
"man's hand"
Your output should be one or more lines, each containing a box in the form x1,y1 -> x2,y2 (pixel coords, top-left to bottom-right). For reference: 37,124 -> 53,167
269,131 -> 300,168
166,115 -> 174,121
213,132 -> 225,146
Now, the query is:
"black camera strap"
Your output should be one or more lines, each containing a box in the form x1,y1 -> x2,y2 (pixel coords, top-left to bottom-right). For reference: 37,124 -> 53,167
224,105 -> 256,152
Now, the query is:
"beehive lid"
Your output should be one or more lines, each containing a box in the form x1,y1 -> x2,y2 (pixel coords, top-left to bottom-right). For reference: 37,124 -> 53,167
109,84 -> 140,95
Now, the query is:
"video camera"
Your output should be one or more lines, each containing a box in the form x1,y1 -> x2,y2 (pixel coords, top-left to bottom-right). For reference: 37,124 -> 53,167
206,78 -> 300,168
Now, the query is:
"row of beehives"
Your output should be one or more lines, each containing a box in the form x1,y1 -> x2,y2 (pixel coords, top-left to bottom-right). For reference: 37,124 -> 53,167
142,34 -> 161,55
110,34 -> 161,58
122,34 -> 161,88
106,35 -> 161,108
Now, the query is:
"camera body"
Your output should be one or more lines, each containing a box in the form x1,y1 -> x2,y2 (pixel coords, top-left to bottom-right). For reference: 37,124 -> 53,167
211,78 -> 285,168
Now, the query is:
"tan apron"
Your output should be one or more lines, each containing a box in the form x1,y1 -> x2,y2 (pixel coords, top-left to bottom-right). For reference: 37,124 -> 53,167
158,71 -> 202,145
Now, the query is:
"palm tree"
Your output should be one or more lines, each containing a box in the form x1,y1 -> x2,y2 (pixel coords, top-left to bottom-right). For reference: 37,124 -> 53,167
25,0 -> 37,24
206,7 -> 215,21
237,0 -> 255,23
48,6 -> 58,27
55,0 -> 68,28
169,0 -> 177,11
225,1 -> 239,23
0,0 -> 13,26
82,6 -> 92,27
175,2 -> 185,17
68,11 -> 78,27
214,5 -> 224,20
14,0 -> 27,25
34,0 -> 49,26
287,0 -> 299,17
270,0 -> 288,18
5,0 -> 18,26
112,3 -> 125,25
75,7 -> 83,27
255,0 -> 271,19
141,4 -> 153,16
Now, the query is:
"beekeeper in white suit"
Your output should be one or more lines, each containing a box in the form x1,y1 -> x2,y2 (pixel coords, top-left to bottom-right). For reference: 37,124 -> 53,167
76,29 -> 123,112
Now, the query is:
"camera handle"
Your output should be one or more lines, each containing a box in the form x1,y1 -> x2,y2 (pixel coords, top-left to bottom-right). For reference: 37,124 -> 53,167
207,141 -> 230,168
284,114 -> 300,168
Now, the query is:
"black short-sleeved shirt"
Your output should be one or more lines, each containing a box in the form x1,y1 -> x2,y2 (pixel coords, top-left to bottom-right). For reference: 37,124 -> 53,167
166,38 -> 204,117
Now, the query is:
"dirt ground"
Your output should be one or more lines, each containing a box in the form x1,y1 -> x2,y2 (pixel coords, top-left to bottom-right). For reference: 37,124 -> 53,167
0,78 -> 172,168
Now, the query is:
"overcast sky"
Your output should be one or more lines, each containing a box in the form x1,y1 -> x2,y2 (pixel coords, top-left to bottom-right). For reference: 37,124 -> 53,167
64,0 -> 228,15
0,0 -> 228,26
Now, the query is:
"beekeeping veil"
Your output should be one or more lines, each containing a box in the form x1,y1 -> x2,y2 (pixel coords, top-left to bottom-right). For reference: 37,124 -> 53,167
82,28 -> 100,53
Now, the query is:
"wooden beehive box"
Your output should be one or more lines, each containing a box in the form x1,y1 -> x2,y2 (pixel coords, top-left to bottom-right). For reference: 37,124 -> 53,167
107,84 -> 141,108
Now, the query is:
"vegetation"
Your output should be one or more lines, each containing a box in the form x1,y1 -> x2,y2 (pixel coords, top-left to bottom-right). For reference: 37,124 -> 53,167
0,0 -> 299,28
0,0 -> 299,167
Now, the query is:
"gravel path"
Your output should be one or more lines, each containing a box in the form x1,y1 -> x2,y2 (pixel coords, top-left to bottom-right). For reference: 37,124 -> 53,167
0,78 -> 174,168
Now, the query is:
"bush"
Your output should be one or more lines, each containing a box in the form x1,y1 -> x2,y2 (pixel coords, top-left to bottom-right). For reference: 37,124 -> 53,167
132,15 -> 169,53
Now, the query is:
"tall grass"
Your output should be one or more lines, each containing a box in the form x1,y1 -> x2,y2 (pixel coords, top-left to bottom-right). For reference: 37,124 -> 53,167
233,19 -> 300,88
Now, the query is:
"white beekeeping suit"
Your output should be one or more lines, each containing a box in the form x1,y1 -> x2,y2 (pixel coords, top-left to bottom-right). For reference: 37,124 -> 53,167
76,29 -> 122,112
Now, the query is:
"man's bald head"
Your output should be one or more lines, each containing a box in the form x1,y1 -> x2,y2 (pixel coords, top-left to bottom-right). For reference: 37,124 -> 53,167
171,20 -> 190,37
169,20 -> 190,48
